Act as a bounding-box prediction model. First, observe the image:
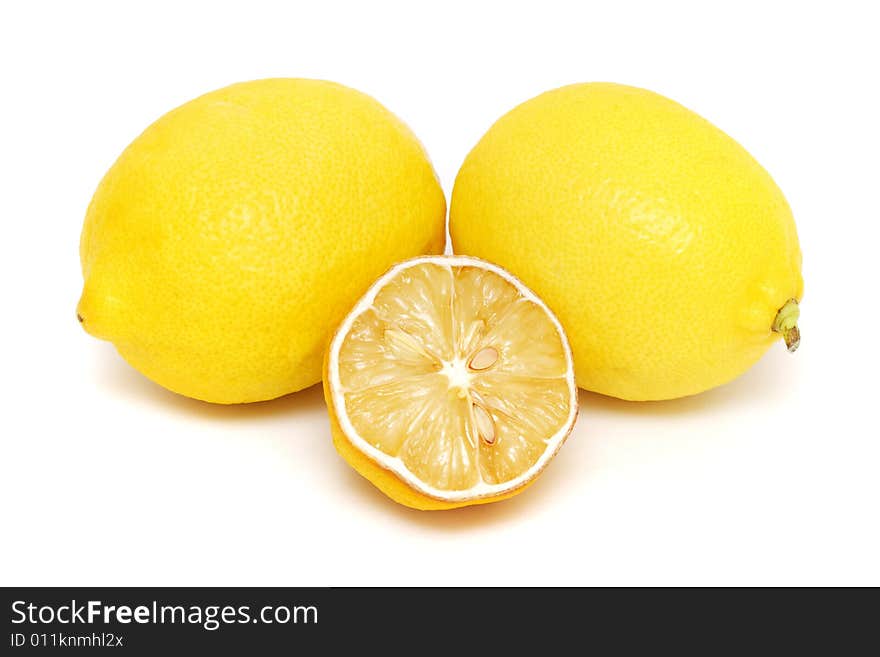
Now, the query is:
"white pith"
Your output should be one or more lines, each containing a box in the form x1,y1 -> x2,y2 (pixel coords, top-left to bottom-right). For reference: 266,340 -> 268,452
327,255 -> 578,502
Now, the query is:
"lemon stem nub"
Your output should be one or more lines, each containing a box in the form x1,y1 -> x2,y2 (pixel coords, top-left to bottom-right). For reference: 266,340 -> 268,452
772,298 -> 801,353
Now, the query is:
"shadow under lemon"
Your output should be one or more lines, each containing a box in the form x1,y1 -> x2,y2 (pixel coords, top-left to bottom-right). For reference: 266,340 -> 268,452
581,345 -> 803,418
92,334 -> 802,529
94,342 -> 326,421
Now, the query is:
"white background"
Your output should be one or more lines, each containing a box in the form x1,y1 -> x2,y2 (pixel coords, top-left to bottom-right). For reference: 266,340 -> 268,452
1,0 -> 878,586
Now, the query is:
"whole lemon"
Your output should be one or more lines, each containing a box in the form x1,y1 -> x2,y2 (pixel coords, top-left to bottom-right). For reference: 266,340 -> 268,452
451,83 -> 803,401
78,79 -> 446,403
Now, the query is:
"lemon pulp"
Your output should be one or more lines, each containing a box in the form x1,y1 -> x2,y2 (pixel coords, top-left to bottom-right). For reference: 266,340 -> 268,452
326,256 -> 578,507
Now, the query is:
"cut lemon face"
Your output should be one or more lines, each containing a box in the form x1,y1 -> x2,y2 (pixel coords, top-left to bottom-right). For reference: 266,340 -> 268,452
324,255 -> 578,510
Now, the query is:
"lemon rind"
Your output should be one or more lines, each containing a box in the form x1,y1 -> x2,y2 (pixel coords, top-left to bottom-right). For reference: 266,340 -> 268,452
327,255 -> 578,502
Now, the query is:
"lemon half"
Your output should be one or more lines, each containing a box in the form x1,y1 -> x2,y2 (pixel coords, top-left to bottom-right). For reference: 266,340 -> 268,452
324,256 -> 578,510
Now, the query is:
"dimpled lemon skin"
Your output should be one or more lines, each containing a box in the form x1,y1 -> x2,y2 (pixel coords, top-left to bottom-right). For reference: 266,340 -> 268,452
78,79 -> 446,403
451,83 -> 803,401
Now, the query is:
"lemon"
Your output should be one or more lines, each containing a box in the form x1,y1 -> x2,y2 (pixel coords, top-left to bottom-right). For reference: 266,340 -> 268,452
78,79 -> 446,404
324,256 -> 578,510
451,83 -> 803,401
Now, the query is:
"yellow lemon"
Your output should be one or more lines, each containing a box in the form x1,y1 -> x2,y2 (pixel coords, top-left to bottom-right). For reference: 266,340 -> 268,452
78,79 -> 446,403
324,256 -> 578,510
451,83 -> 803,401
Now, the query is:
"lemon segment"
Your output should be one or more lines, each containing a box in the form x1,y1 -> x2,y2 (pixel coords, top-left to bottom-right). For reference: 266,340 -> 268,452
325,256 -> 578,509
